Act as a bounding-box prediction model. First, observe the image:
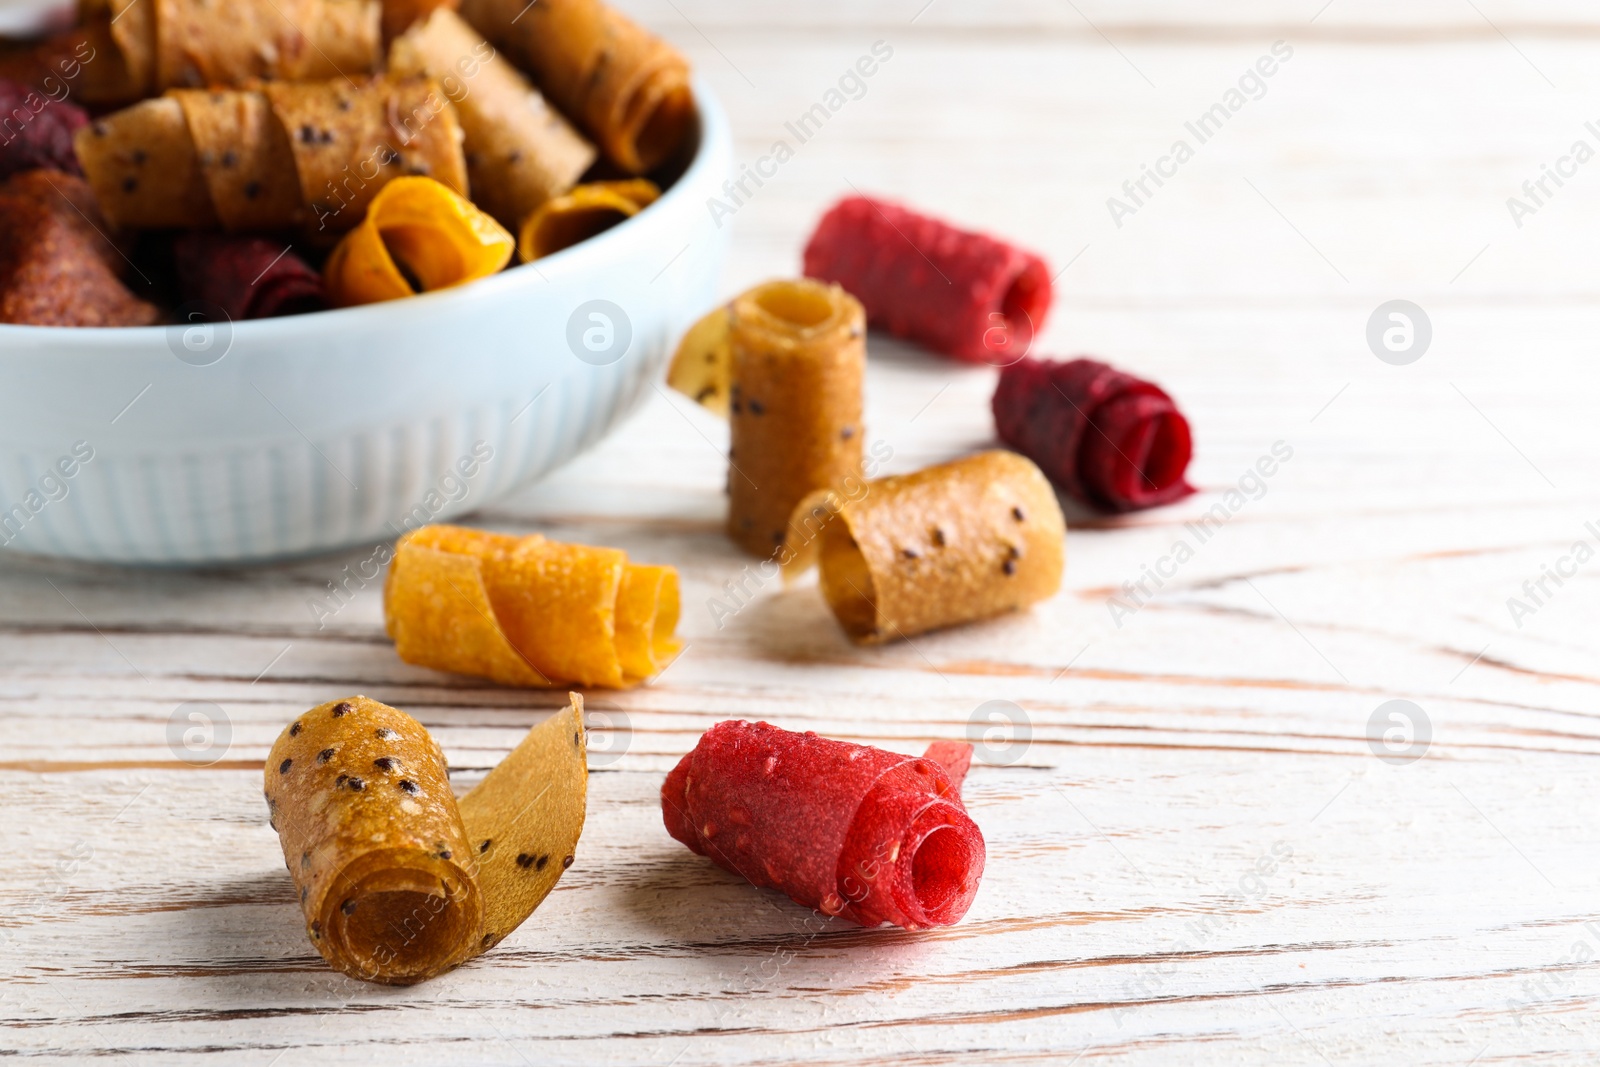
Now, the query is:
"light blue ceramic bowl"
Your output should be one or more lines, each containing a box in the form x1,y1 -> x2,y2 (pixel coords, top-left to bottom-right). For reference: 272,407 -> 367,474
0,78 -> 731,564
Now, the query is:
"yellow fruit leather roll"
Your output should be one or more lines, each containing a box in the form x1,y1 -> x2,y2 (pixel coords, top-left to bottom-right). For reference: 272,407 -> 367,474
783,450 -> 1067,644
517,178 -> 658,261
75,76 -> 467,233
389,9 -> 595,232
77,0 -> 382,104
692,279 -> 866,557
383,525 -> 682,689
459,0 -> 694,174
264,694 -> 587,985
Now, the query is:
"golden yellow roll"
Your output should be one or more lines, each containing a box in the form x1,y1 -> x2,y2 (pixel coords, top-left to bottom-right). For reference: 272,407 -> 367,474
783,450 -> 1067,644
517,178 -> 658,261
383,524 -> 682,689
460,0 -> 694,174
75,77 -> 467,233
76,0 -> 382,104
264,694 -> 587,984
712,279 -> 866,557
389,8 -> 595,231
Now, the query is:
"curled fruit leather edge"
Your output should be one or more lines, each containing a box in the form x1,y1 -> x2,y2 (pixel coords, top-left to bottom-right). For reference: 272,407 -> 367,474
265,693 -> 588,984
173,233 -> 324,320
662,720 -> 986,930
802,194 -> 1052,364
993,356 -> 1196,514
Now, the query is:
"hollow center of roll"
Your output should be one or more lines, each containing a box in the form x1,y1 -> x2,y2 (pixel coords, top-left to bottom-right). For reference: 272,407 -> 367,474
1136,410 -> 1191,491
341,885 -> 474,980
754,283 -> 835,329
817,518 -> 880,641
989,258 -> 1052,364
632,83 -> 695,173
909,825 -> 971,919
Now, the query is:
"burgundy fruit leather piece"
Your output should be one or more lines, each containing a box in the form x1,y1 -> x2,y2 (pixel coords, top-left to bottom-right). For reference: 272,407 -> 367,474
662,720 -> 986,930
173,233 -> 325,320
0,78 -> 88,180
993,356 -> 1195,514
802,194 -> 1051,364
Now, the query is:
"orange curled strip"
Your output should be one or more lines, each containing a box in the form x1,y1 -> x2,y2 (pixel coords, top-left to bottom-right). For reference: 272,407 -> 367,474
265,694 -> 587,984
324,176 -> 513,306
383,524 -> 682,688
517,179 -> 659,262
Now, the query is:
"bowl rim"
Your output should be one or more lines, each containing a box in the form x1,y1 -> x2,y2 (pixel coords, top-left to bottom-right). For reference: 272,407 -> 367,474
0,74 -> 730,349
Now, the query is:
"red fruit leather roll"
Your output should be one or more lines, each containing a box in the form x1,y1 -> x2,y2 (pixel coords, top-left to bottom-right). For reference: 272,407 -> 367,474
802,194 -> 1051,364
993,356 -> 1195,513
662,720 -> 985,930
0,79 -> 88,180
173,233 -> 324,320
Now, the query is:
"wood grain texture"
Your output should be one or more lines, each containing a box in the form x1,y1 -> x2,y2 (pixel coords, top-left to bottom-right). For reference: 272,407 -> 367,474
4,2 -> 1600,1063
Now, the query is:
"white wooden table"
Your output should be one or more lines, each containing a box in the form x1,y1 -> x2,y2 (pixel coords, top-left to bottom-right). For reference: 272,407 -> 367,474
5,2 -> 1600,1062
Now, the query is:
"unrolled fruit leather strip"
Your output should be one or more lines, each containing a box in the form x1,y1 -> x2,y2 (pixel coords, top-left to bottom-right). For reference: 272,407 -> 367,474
662,720 -> 985,930
783,450 -> 1066,644
725,279 -> 866,557
459,0 -> 694,174
664,300 -> 734,415
76,0 -> 382,103
74,77 -> 467,233
517,179 -> 659,261
264,693 -> 587,984
383,524 -> 682,688
389,9 -> 595,231
323,176 -> 513,306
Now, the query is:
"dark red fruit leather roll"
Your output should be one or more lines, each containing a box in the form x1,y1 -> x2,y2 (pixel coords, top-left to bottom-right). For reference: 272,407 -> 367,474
0,78 -> 87,181
662,720 -> 985,930
173,233 -> 325,320
802,194 -> 1051,364
993,356 -> 1195,514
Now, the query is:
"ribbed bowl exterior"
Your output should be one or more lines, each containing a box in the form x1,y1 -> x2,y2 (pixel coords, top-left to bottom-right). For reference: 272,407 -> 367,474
0,83 -> 731,565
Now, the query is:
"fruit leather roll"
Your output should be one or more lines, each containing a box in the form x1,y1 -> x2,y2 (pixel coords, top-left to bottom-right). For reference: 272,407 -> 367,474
173,233 -> 324,319
717,280 -> 866,557
784,450 -> 1065,644
0,170 -> 158,326
662,720 -> 985,930
383,524 -> 681,689
74,76 -> 467,233
459,0 -> 693,174
993,356 -> 1195,513
76,0 -> 381,104
265,694 -> 587,984
389,9 -> 594,231
804,195 -> 1053,364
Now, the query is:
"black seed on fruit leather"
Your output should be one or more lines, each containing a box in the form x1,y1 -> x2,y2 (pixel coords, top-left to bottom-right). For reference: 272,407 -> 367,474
841,425 -> 855,439
931,526 -> 946,547
301,852 -> 311,867
901,547 -> 919,560
515,854 -> 533,868
562,855 -> 573,869
289,722 -> 302,737
243,181 -> 261,199
480,839 -> 492,853
1002,559 -> 1017,576
749,400 -> 765,415
279,759 -> 293,774
347,777 -> 365,791
220,149 -> 238,168
373,757 -> 399,772
299,124 -> 316,144
310,921 -> 321,939
771,530 -> 784,544
398,779 -> 419,795
332,701 -> 353,717
535,855 -> 549,871
573,731 -> 579,747
375,727 -> 398,740
438,849 -> 451,860
341,899 -> 356,915
317,748 -> 335,764
130,149 -> 146,165
481,933 -> 497,947
120,177 -> 137,193
335,774 -> 348,787
1012,506 -> 1026,522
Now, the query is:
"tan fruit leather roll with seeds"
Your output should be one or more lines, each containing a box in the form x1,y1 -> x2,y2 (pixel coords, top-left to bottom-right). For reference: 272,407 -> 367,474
74,77 -> 467,233
388,9 -> 595,232
383,525 -> 681,689
459,0 -> 694,174
782,450 -> 1066,644
719,279 -> 865,557
264,694 -> 587,985
76,0 -> 382,105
